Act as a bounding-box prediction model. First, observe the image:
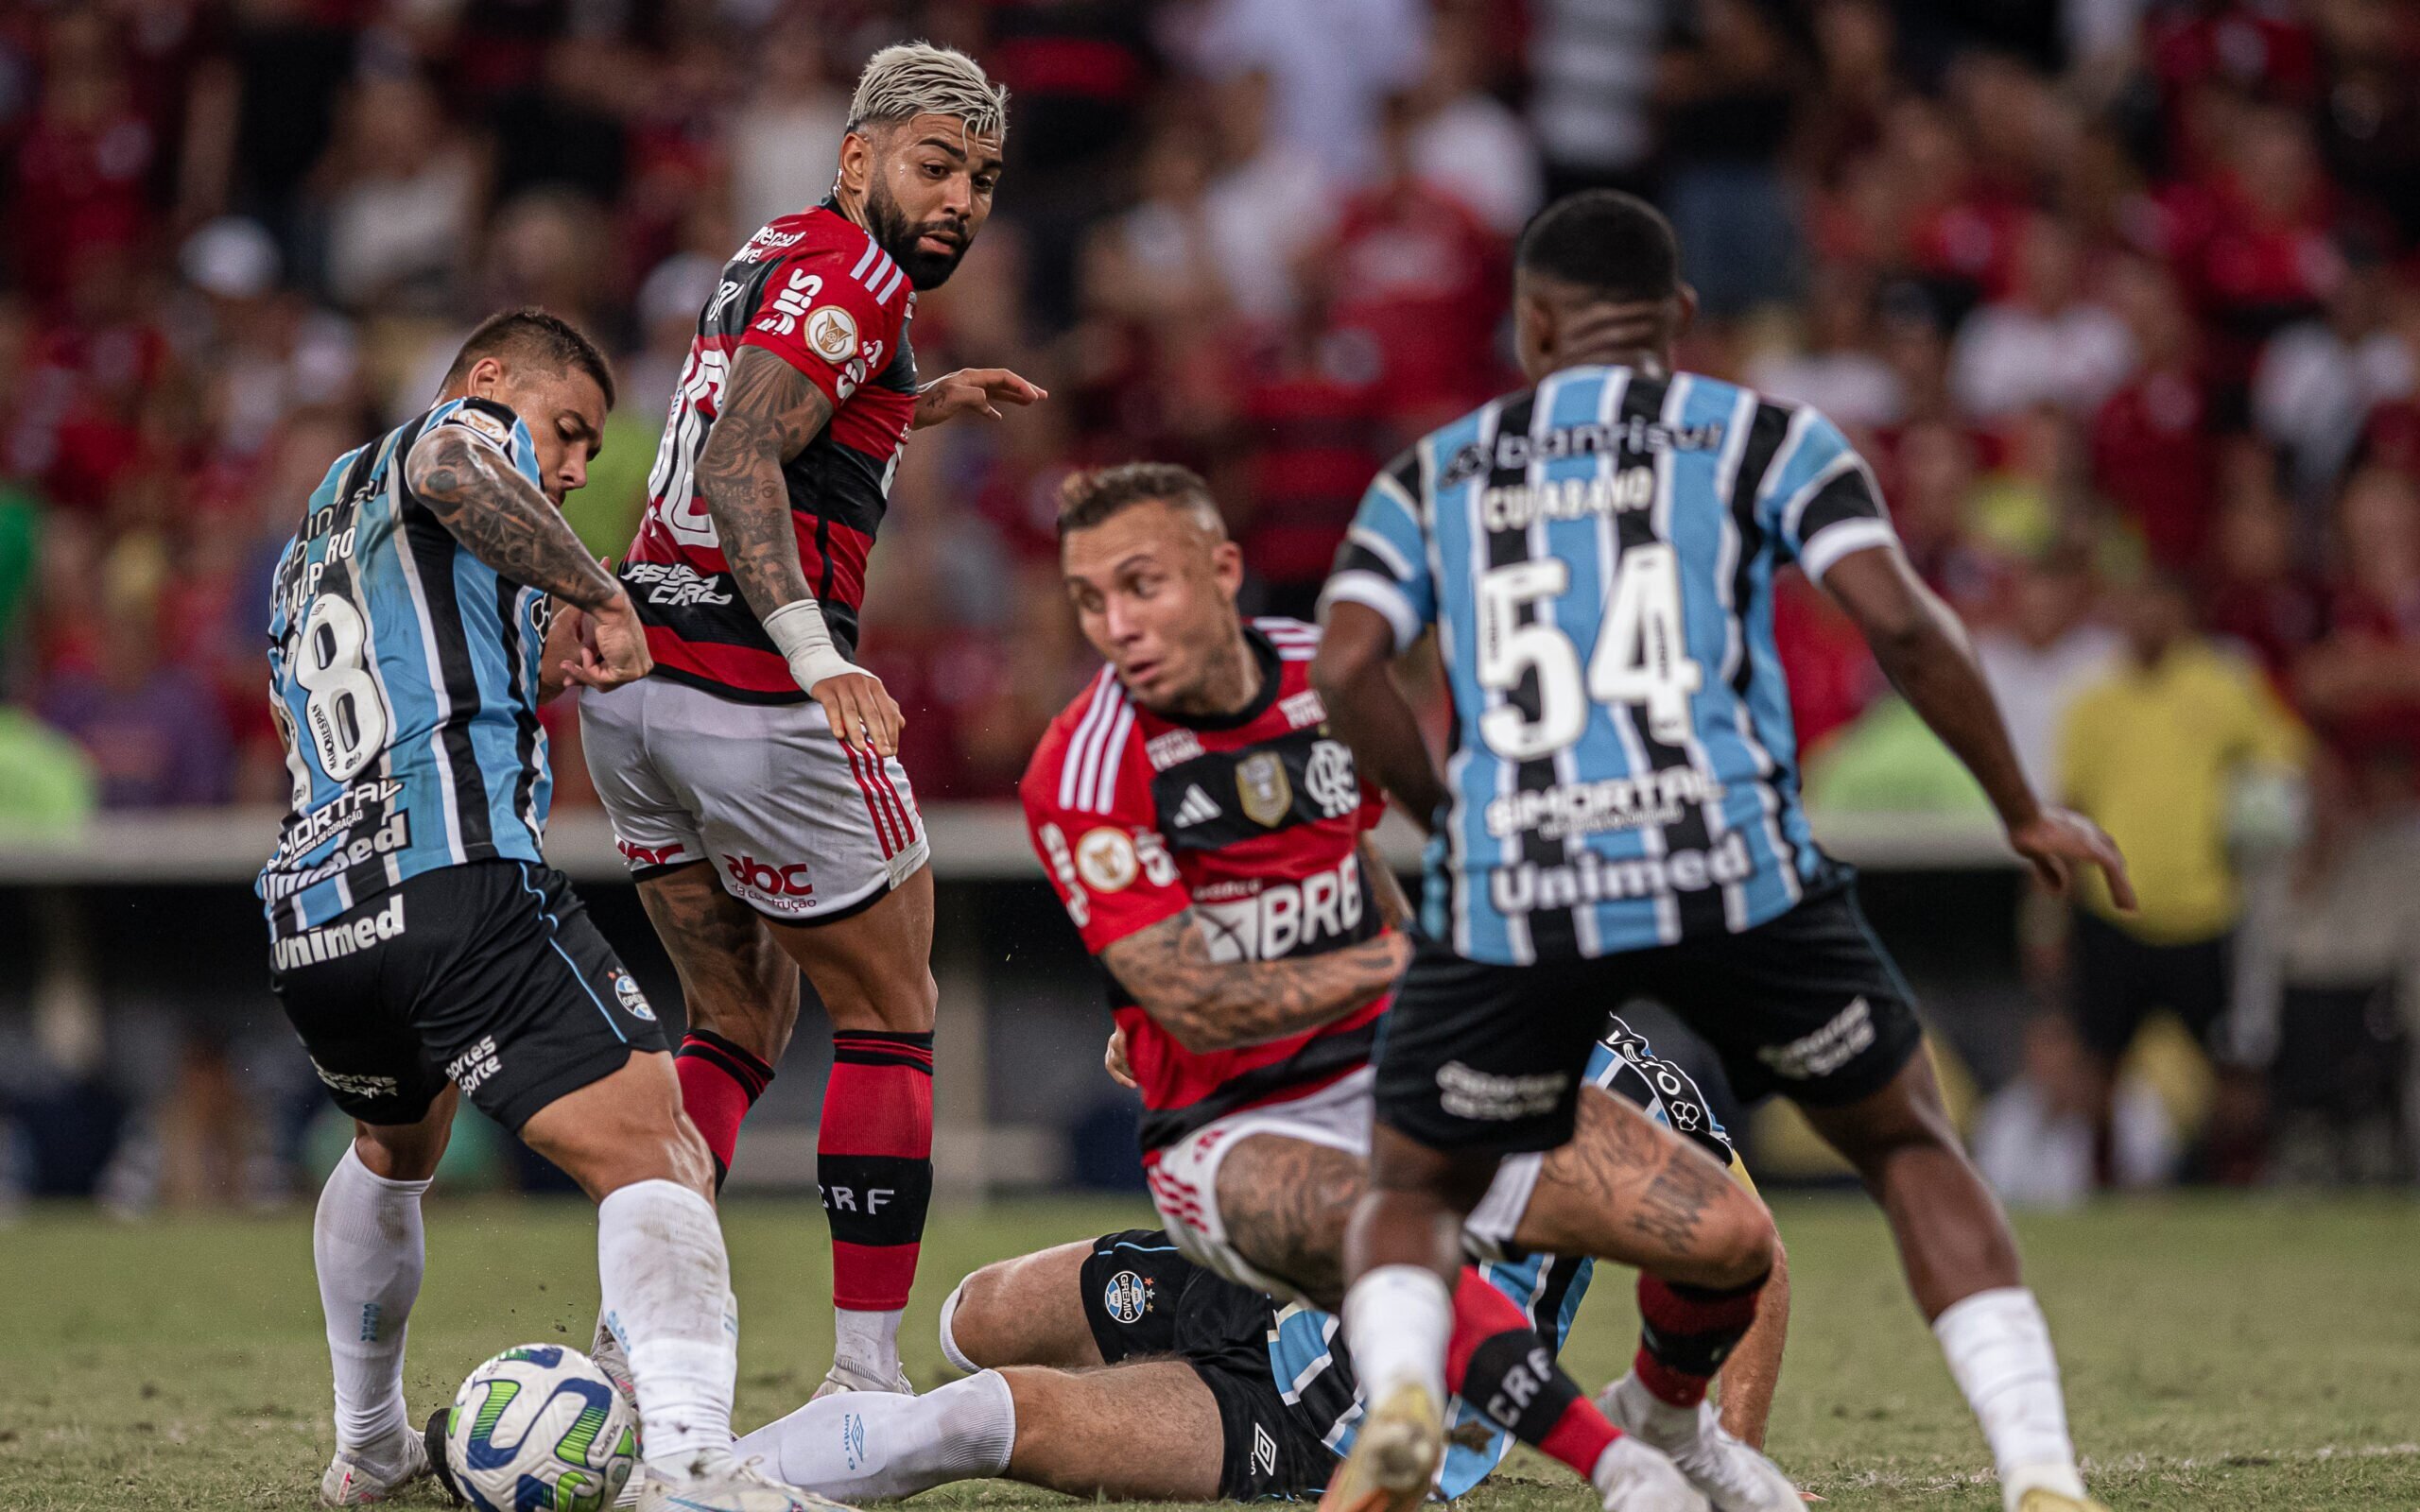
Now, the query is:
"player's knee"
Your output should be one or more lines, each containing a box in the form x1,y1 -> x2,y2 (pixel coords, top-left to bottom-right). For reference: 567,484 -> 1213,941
938,1263 -> 1011,1369
1698,1178 -> 1781,1289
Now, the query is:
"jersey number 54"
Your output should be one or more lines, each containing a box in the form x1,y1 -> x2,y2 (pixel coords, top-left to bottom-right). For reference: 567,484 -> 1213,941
1475,544 -> 1702,761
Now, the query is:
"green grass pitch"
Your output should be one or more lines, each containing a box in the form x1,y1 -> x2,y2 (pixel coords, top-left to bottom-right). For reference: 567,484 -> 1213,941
2,1193 -> 2416,1510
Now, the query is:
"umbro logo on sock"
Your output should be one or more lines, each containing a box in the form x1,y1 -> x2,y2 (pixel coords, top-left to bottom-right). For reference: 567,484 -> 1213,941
1172,785 -> 1221,827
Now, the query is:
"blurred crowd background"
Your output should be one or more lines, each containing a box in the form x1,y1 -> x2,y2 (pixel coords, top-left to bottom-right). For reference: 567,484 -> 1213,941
4,0 -> 2419,1209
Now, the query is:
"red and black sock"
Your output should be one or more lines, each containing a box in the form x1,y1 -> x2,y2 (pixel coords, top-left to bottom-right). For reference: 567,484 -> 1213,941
819,1030 -> 935,1313
675,1029 -> 774,1191
1634,1270 -> 1768,1408
1446,1268 -> 1621,1478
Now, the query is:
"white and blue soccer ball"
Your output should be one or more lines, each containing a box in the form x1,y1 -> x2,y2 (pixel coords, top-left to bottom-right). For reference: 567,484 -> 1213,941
444,1344 -> 637,1512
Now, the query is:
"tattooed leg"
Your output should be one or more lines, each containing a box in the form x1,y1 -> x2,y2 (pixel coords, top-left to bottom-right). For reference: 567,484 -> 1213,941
636,864 -> 798,1189
638,863 -> 802,1062
1514,1084 -> 1778,1290
1213,1134 -> 1368,1310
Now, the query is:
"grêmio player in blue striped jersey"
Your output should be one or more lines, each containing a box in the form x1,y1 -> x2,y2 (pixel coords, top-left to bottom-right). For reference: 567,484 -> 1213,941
1313,193 -> 2136,1512
261,310 -> 832,1512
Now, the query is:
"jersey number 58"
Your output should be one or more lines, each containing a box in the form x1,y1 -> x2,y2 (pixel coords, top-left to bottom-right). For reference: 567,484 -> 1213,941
1475,545 -> 1702,761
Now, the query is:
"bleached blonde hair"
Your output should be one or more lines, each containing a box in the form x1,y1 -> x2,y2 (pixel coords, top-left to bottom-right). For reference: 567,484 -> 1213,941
846,42 -> 1009,141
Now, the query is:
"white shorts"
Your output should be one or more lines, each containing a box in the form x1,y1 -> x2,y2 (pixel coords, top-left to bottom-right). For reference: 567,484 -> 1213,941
579,675 -> 929,923
1142,1067 -> 1542,1303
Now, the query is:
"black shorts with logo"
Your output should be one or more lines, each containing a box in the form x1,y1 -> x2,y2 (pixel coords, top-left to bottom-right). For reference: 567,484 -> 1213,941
1374,873 -> 1924,1156
270,859 -> 666,1131
1079,1230 -> 1334,1501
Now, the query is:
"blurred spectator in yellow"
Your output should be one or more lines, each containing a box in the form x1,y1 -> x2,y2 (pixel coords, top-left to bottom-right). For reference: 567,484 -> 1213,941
2058,569 -> 2308,1182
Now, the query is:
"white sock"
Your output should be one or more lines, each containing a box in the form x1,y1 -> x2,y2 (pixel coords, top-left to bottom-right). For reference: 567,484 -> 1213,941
597,1179 -> 738,1476
1339,1265 -> 1451,1405
936,1282 -> 979,1374
314,1145 -> 430,1452
1933,1287 -> 2087,1511
835,1306 -> 906,1381
736,1367 -> 1015,1500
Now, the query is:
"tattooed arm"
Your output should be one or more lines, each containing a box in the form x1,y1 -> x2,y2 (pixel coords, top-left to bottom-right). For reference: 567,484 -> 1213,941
1098,913 -> 1412,1055
404,430 -> 648,691
406,426 -> 620,610
695,346 -> 901,754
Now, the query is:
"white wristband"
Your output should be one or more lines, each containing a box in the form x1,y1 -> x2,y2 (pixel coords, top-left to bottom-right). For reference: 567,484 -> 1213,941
763,598 -> 862,695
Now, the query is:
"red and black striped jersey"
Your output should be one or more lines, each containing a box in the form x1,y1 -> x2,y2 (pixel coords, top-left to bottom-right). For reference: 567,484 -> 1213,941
622,202 -> 918,702
1019,619 -> 1396,1152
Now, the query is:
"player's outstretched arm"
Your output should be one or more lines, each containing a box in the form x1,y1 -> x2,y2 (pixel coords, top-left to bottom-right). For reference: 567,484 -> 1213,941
696,346 -> 900,754
405,430 -> 649,691
1820,543 -> 2136,907
1313,601 -> 1450,832
913,367 -> 1046,429
406,427 -> 621,610
1099,909 -> 1411,1054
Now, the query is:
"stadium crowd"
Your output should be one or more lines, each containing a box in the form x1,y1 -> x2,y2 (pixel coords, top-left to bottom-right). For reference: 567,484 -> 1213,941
4,0 -> 2419,1199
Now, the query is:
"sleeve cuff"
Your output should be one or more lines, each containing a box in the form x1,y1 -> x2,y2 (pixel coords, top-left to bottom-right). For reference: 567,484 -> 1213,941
1319,572 -> 1423,653
1798,517 -> 1900,584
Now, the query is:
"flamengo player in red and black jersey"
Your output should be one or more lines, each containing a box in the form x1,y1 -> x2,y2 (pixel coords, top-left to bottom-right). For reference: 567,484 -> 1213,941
1019,464 -> 1797,1512
579,43 -> 1045,1400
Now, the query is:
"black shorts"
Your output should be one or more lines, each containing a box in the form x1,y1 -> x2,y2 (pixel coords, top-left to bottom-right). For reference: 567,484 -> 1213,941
1079,1230 -> 1334,1501
1375,874 -> 1924,1156
270,860 -> 666,1131
2068,909 -> 2233,1063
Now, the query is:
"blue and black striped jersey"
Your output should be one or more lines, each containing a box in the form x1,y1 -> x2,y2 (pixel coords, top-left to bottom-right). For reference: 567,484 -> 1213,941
1320,365 -> 1897,965
258,397 -> 556,935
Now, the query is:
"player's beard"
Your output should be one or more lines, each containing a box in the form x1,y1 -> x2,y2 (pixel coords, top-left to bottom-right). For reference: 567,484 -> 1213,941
865,180 -> 970,290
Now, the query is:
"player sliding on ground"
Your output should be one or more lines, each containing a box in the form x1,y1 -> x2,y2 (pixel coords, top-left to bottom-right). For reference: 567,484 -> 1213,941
259,312 -> 833,1512
1012,464 -> 1799,1512
735,1018 -> 1772,1503
1312,190 -> 2137,1512
579,42 -> 1043,1400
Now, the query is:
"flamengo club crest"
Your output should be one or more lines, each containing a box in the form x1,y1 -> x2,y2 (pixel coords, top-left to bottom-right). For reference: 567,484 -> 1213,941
1236,751 -> 1292,828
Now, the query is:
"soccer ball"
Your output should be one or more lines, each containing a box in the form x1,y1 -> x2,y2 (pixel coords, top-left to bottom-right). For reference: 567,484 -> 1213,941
443,1344 -> 637,1512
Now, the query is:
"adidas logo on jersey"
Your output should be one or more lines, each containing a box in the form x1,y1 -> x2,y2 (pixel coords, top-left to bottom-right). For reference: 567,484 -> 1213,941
1172,785 -> 1221,827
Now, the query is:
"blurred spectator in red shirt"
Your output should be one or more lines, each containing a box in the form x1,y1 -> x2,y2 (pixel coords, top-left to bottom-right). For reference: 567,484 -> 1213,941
2093,257 -> 2216,568
1312,94 -> 1508,434
9,9 -> 153,302
2298,465 -> 2420,772
1222,306 -> 1392,621
2202,443 -> 2326,685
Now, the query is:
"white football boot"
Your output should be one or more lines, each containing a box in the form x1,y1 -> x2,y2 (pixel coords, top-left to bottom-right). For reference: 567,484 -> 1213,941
1600,1372 -> 1799,1512
809,1360 -> 915,1400
631,1452 -> 858,1512
319,1422 -> 431,1506
1593,1435 -> 1712,1512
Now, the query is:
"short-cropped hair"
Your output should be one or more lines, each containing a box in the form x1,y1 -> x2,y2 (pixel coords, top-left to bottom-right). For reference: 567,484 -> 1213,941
441,307 -> 615,409
847,42 -> 1009,140
1516,190 -> 1682,303
1057,462 -> 1221,538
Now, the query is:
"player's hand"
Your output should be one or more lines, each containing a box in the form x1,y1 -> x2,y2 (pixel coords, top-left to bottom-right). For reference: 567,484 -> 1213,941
1103,1024 -> 1137,1090
2009,806 -> 2136,911
559,586 -> 652,691
812,669 -> 903,758
913,368 -> 1047,429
